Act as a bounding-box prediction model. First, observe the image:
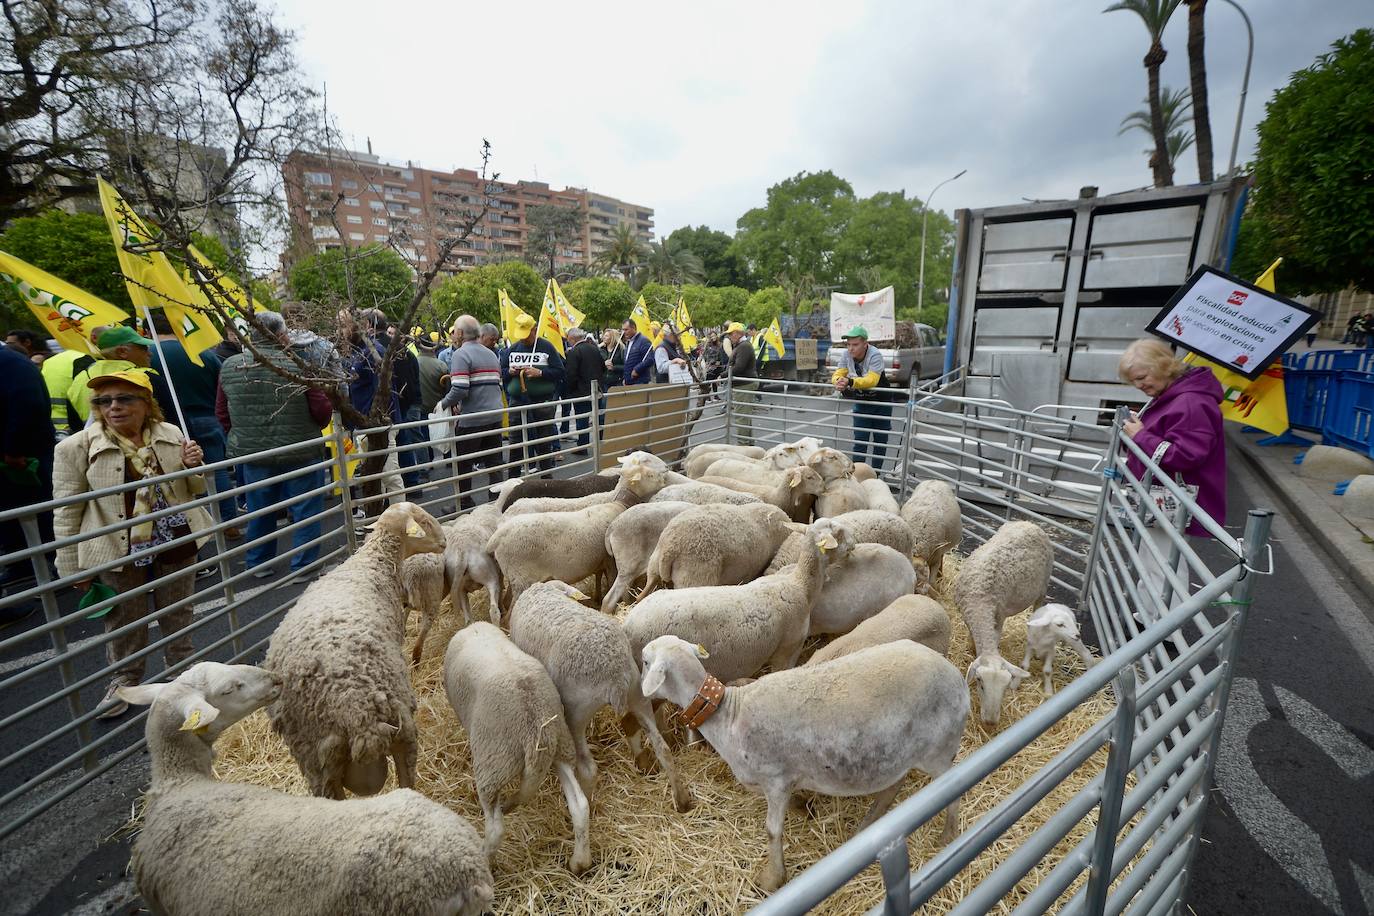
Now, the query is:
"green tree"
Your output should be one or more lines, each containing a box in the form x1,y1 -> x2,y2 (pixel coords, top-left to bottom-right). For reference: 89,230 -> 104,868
1105,0 -> 1185,187
523,204 -> 585,277
665,225 -> 752,288
287,244 -> 415,318
1232,29 -> 1374,292
733,171 -> 855,288
429,260 -> 545,328
0,211 -> 135,328
1120,86 -> 1194,172
832,191 -> 956,318
742,286 -> 787,327
591,223 -> 648,279
643,239 -> 705,286
561,276 -> 636,330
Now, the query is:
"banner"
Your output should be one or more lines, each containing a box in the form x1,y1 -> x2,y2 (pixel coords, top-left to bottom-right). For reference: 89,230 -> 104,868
550,278 -> 585,331
0,250 -> 130,356
671,297 -> 697,350
830,286 -> 895,342
762,316 -> 786,358
185,244 -> 266,337
537,282 -> 566,356
630,295 -> 652,337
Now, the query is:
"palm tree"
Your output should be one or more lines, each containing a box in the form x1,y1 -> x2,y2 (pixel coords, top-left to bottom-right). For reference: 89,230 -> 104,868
591,223 -> 647,278
1186,0 -> 1215,182
1105,0 -> 1185,187
644,239 -> 705,286
1121,86 -> 1194,171
1165,130 -> 1197,171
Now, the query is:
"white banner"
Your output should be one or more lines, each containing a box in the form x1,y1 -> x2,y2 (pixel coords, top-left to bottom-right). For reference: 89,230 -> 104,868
830,286 -> 895,342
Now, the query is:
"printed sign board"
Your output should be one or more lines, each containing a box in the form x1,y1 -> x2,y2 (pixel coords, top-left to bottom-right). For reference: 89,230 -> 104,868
830,287 -> 896,343
794,338 -> 818,370
1146,266 -> 1320,380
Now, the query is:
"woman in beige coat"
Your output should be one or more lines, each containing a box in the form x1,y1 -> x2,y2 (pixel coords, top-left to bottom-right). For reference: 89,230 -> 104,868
52,369 -> 212,718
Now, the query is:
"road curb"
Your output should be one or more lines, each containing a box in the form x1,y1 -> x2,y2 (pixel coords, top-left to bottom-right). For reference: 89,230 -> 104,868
1229,430 -> 1374,605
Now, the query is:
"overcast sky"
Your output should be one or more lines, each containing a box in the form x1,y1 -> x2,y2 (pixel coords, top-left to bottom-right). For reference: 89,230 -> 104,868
272,0 -> 1369,236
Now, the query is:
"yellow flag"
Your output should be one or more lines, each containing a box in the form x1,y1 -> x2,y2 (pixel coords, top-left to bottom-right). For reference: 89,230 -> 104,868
537,282 -> 566,356
185,244 -> 266,337
321,420 -> 359,494
0,250 -> 130,356
97,178 -> 221,365
550,278 -> 585,331
672,297 -> 698,351
630,295 -> 652,337
1180,257 -> 1290,435
498,288 -> 533,343
763,316 -> 786,357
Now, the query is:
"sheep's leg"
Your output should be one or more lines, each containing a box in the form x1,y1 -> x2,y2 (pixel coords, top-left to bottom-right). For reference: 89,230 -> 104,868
768,632 -> 807,672
453,582 -> 471,627
618,711 -> 653,773
601,570 -> 632,614
756,787 -> 791,892
479,788 -> 504,859
1067,636 -> 1096,670
629,693 -> 693,813
393,719 -> 418,789
411,611 -> 434,667
567,708 -> 598,794
555,760 -> 593,876
1020,642 -> 1033,677
1042,646 -> 1056,696
856,780 -> 904,832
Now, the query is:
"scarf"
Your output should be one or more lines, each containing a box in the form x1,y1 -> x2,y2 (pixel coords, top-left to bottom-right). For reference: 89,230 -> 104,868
105,423 -> 204,563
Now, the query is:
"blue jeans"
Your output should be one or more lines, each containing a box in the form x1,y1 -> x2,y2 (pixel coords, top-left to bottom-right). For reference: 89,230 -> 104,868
573,398 -> 592,450
852,401 -> 894,472
242,462 -> 326,571
188,415 -> 237,524
396,405 -> 427,496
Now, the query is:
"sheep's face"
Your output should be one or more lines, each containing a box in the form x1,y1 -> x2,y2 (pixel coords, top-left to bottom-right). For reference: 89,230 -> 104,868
1028,604 -> 1081,648
640,636 -> 708,700
621,464 -> 668,499
787,466 -> 825,497
794,437 -> 822,461
807,448 -> 854,482
967,655 -> 1029,726
620,451 -> 667,473
117,662 -> 282,739
766,444 -> 804,470
806,518 -> 847,557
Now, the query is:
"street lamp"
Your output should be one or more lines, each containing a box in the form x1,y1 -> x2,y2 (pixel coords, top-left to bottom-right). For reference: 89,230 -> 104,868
1218,0 -> 1254,177
918,169 -> 966,311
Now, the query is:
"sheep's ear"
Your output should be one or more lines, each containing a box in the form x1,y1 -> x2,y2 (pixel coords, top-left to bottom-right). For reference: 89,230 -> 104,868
694,643 -> 710,659
115,683 -> 165,707
815,532 -> 838,552
788,470 -> 800,488
405,519 -> 424,538
641,658 -> 666,697
176,696 -> 220,734
965,661 -> 980,685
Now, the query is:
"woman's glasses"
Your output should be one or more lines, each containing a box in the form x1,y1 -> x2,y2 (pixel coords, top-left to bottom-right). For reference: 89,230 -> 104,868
91,395 -> 146,408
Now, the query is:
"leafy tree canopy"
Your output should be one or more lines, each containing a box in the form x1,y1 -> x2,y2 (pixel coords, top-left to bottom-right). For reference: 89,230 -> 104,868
1233,29 -> 1374,293
429,259 -> 544,329
523,204 -> 585,277
833,190 -> 957,319
665,225 -> 753,288
561,276 -> 636,330
733,170 -> 856,289
743,287 -> 788,327
0,210 -> 134,333
288,244 -> 415,318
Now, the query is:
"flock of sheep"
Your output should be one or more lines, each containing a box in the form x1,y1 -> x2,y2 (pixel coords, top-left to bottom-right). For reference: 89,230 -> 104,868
116,437 -> 1099,914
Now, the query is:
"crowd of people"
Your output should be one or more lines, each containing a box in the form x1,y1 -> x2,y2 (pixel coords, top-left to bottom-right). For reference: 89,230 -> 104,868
1341,312 -> 1374,347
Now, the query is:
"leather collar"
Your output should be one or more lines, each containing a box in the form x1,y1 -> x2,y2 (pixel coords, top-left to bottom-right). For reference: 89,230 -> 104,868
679,674 -> 725,729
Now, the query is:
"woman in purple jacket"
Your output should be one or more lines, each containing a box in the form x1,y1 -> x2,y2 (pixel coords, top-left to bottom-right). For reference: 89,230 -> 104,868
1118,338 -> 1226,616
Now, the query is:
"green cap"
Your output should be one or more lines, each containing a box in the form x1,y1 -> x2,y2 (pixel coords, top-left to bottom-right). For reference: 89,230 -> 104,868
96,326 -> 153,349
842,325 -> 869,339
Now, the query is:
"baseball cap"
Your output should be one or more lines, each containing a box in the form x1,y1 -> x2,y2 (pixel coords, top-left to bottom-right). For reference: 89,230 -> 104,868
842,326 -> 870,339
725,321 -> 746,334
512,313 -> 536,336
96,326 -> 154,349
87,368 -> 155,392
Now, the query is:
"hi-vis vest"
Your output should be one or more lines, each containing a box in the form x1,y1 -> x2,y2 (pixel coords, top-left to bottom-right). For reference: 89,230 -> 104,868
41,349 -> 95,435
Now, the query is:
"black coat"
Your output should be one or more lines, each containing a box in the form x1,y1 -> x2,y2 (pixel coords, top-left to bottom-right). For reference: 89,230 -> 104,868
0,345 -> 55,461
565,338 -> 606,398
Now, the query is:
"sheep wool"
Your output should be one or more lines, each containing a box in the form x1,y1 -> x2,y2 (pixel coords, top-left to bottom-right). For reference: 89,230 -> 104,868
805,542 -> 919,636
644,502 -> 793,591
901,480 -> 963,590
651,481 -> 761,506
601,500 -> 694,613
805,594 -> 952,666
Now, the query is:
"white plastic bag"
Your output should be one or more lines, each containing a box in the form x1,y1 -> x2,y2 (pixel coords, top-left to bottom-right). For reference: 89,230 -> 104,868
427,407 -> 454,458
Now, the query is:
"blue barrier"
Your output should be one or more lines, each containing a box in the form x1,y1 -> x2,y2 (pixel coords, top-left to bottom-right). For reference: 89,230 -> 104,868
1321,370 -> 1374,459
1282,349 -> 1374,434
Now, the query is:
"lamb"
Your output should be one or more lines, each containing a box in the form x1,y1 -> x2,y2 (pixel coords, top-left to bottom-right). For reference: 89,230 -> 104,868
696,464 -> 824,522
623,518 -> 847,683
488,458 -> 669,613
444,622 -> 592,874
264,502 -> 445,798
651,481 -> 762,506
686,442 -> 766,462
953,520 -> 1052,725
859,476 -> 901,514
852,462 -> 877,482
698,456 -> 786,487
509,581 -> 691,812
504,472 -> 618,506
642,502 -> 793,593
764,508 -> 911,574
601,500 -> 693,613
640,636 -> 968,891
1021,603 -> 1097,695
118,662 -> 494,916
805,595 -> 952,666
803,543 -> 918,636
691,438 -> 817,480
901,480 -> 963,592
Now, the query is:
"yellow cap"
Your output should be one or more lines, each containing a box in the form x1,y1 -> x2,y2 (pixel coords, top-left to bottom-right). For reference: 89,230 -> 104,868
725,321 -> 746,334
87,368 -> 154,393
512,313 -> 536,335
428,331 -> 440,343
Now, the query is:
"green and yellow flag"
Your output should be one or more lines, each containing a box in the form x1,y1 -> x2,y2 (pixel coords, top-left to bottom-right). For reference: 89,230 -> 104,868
184,244 -> 267,337
630,295 -> 652,337
0,250 -> 131,356
97,177 -> 221,365
550,278 -> 585,332
671,297 -> 698,350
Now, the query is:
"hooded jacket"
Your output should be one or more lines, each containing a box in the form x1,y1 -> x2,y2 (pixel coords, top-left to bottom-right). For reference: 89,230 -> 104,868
1125,365 -> 1226,537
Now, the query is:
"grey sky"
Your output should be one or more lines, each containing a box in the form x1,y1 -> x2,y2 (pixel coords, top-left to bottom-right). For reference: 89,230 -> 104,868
274,0 -> 1370,235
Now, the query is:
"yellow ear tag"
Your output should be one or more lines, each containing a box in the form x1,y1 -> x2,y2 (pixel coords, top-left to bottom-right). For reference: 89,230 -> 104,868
571,589 -> 589,601
817,534 -> 838,552
695,643 -> 710,659
788,473 -> 800,488
179,708 -> 203,732
405,520 -> 423,537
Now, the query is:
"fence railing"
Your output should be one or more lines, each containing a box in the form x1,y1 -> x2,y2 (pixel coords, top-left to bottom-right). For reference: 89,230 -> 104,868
1282,348 -> 1374,454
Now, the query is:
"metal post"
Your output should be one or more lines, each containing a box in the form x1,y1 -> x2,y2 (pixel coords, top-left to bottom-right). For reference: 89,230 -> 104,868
20,516 -> 95,770
1078,407 -> 1127,613
1083,668 -> 1139,912
590,380 -> 602,470
328,411 -> 359,552
201,472 -> 242,656
918,169 -> 967,310
1219,0 -> 1254,177
878,837 -> 912,916
724,365 -> 736,445
896,383 -> 918,501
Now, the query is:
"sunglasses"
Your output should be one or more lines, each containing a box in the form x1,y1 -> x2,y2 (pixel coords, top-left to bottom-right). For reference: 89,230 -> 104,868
91,394 -> 147,408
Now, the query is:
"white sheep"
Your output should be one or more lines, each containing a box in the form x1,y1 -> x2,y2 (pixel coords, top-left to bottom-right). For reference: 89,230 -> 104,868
686,442 -> 766,462
852,462 -> 878,482
1022,603 -> 1096,695
651,480 -> 762,506
502,490 -> 617,517
640,636 -> 969,891
264,502 -> 445,798
696,464 -> 824,522
623,518 -> 847,683
698,456 -> 786,487
805,595 -> 952,666
953,520 -> 1052,725
858,477 -> 901,514
488,458 -> 669,613
901,480 -> 963,592
601,500 -> 693,613
119,662 -> 493,915
684,444 -> 766,478
443,622 -> 591,874
764,508 -> 911,574
802,543 -> 918,636
509,581 -> 692,812
642,502 -> 793,593
806,446 -> 855,483
815,475 -> 871,518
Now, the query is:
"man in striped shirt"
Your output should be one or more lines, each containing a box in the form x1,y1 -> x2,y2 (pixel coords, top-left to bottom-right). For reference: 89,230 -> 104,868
441,314 -> 506,509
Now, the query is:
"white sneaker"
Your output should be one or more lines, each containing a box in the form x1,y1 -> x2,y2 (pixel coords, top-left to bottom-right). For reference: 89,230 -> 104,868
251,566 -> 275,579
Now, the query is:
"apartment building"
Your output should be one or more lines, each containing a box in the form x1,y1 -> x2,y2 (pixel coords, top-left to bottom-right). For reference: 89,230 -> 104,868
282,148 -> 654,273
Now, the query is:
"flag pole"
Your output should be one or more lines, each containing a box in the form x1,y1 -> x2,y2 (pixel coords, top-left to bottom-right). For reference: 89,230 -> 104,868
139,304 -> 191,438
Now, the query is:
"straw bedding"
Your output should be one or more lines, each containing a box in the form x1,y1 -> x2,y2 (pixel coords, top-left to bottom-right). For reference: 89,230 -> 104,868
209,555 -> 1119,914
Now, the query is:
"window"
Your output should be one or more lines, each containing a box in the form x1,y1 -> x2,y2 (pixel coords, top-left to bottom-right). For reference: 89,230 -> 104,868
349,231 -> 365,241
341,179 -> 358,190
406,190 -> 420,199
400,169 -> 414,181
408,206 -> 421,214
304,171 -> 332,186
373,217 -> 387,226
369,200 -> 383,210
346,215 -> 362,224
375,234 -> 389,242
343,197 -> 360,207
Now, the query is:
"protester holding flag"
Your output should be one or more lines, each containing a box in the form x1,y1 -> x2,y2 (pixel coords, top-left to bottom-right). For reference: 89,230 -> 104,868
501,312 -> 565,474
52,368 -> 211,717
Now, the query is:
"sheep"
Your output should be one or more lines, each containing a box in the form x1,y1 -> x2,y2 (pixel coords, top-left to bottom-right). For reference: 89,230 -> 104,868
953,520 -> 1052,725
815,475 -> 871,518
444,622 -> 592,874
1021,603 -> 1096,695
686,442 -> 766,462
805,595 -> 952,666
696,465 -> 825,522
504,472 -> 618,506
509,581 -> 692,812
488,458 -> 669,613
764,508 -> 910,574
901,480 -> 963,592
693,438 -> 816,480
601,500 -> 693,613
264,502 -> 445,798
651,481 -> 762,506
640,636 -> 968,891
503,491 -> 618,517
623,518 -> 847,683
852,462 -> 877,482
806,446 -> 855,483
803,543 -> 918,636
117,662 -> 494,916
642,502 -> 794,594
859,477 -> 901,514
684,444 -> 766,478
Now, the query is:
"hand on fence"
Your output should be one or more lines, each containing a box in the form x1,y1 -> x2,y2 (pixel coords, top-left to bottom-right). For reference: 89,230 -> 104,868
181,439 -> 205,468
1123,412 -> 1143,439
